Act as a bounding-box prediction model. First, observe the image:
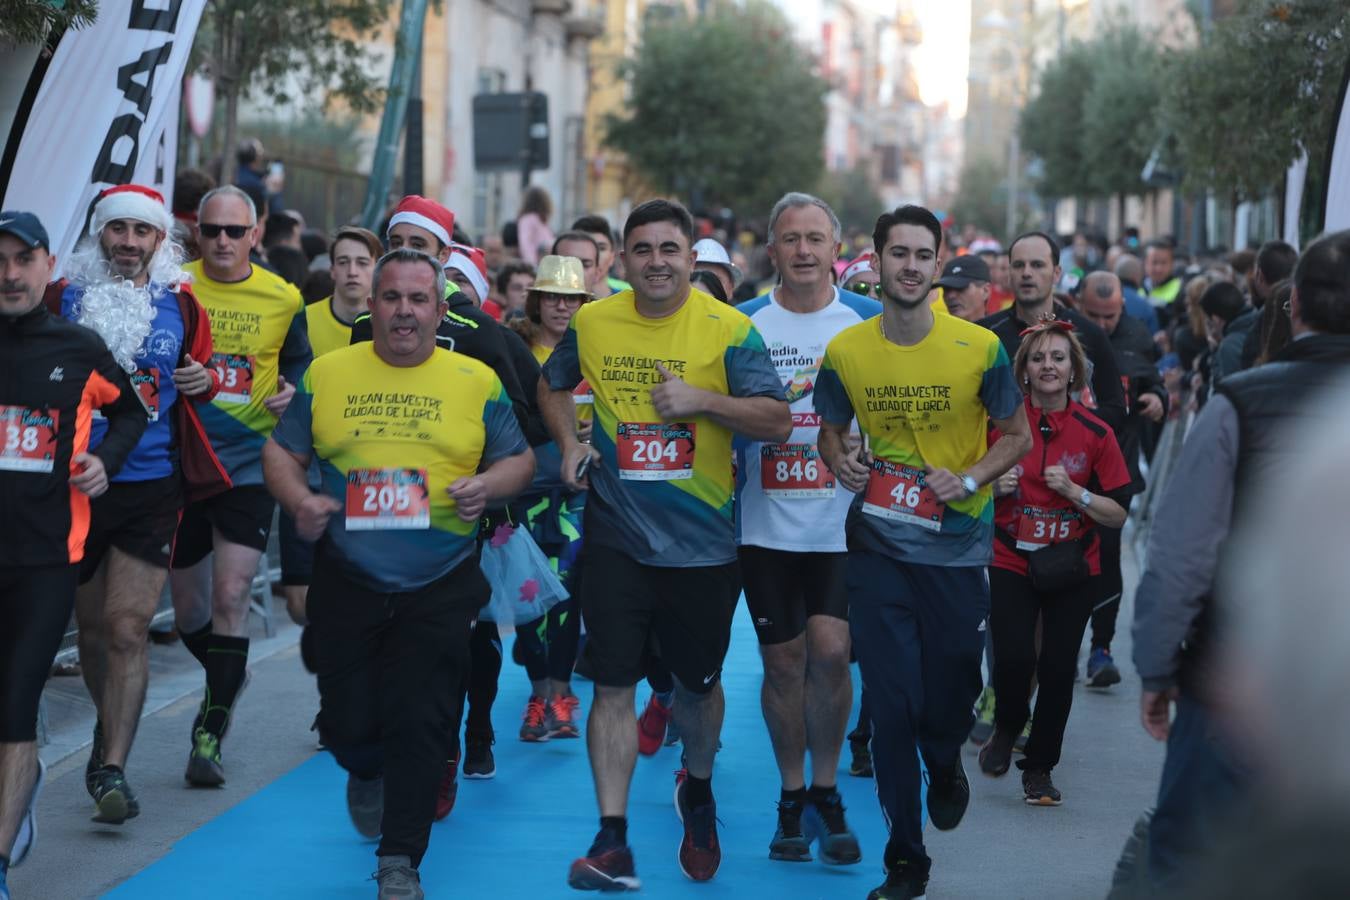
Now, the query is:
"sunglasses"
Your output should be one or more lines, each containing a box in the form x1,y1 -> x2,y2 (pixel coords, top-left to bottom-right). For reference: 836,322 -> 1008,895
198,223 -> 251,239
539,294 -> 586,308
848,282 -> 878,296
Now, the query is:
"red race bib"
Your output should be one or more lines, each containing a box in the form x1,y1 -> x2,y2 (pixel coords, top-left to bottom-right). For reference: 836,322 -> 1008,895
131,367 -> 161,421
345,468 -> 431,530
1015,505 -> 1086,550
210,353 -> 255,404
861,459 -> 944,532
573,379 -> 594,406
760,443 -> 835,498
0,405 -> 59,473
615,422 -> 695,481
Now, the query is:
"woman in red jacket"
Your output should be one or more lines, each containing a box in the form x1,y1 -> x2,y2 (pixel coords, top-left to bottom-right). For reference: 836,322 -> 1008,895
979,319 -> 1131,806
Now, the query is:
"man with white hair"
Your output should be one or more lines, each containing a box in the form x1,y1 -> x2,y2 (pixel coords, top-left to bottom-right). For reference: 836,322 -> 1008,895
56,185 -> 226,824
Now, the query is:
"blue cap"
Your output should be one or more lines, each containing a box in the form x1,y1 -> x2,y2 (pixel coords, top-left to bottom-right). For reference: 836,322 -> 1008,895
0,211 -> 50,252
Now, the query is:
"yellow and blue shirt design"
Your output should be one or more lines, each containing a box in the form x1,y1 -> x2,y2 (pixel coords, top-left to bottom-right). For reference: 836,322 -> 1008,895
272,343 -> 527,592
814,313 -> 1021,566
543,287 -> 784,567
305,297 -> 356,358
187,260 -> 311,485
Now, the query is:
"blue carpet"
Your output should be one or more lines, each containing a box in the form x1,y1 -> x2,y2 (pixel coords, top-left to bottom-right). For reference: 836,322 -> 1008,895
108,603 -> 922,898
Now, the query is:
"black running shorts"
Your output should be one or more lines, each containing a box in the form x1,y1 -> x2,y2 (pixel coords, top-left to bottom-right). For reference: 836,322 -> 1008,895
738,545 -> 848,645
79,476 -> 183,581
171,484 -> 276,569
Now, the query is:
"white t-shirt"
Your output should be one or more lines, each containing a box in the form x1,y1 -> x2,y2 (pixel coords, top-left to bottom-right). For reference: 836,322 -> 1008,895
735,287 -> 882,552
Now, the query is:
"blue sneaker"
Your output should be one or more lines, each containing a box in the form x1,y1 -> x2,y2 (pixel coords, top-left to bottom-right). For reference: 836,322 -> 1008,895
801,790 -> 861,865
1086,648 -> 1122,688
11,756 -> 45,867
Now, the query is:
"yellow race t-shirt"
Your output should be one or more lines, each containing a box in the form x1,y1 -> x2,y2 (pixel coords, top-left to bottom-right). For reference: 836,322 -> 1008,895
271,343 -> 527,591
305,298 -> 358,358
542,287 -> 784,567
814,313 -> 1022,566
186,260 -> 311,484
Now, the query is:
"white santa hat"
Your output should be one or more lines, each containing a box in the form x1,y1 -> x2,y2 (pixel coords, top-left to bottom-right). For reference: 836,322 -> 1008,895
445,244 -> 489,303
89,184 -> 175,237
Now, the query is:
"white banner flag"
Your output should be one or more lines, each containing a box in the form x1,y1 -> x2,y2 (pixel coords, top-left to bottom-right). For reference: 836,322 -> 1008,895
1,0 -> 207,266
1324,65 -> 1350,234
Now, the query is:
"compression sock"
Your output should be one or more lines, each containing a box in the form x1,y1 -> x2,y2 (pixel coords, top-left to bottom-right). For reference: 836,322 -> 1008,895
179,622 -> 213,668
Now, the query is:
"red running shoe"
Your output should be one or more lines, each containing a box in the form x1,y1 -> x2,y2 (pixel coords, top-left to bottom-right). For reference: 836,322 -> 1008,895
520,696 -> 550,742
674,777 -> 721,881
434,757 -> 458,821
548,694 -> 581,739
567,834 -> 641,892
636,693 -> 672,756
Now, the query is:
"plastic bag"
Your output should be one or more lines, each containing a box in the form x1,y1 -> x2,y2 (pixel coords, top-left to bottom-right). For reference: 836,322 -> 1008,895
478,522 -> 569,624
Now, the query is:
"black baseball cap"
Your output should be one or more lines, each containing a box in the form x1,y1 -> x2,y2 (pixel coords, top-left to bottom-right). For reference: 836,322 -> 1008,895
935,255 -> 990,290
0,211 -> 50,251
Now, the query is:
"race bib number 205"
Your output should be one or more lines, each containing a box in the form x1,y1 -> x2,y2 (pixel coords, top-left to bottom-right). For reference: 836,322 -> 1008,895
345,468 -> 430,530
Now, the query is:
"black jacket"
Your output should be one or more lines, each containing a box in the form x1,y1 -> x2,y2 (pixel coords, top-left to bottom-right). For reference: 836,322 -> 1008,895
0,305 -> 148,566
1107,314 -> 1168,494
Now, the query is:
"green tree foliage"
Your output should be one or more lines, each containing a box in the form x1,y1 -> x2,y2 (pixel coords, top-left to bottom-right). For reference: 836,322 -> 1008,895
1019,41 -> 1095,198
0,0 -> 98,46
816,165 -> 884,236
1081,21 -> 1164,198
604,0 -> 828,217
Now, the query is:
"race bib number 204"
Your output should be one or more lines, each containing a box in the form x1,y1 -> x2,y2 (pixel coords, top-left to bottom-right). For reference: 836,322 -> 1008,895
616,422 -> 696,481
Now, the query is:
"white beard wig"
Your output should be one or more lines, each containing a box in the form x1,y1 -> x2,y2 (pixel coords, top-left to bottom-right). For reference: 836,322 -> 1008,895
65,234 -> 190,373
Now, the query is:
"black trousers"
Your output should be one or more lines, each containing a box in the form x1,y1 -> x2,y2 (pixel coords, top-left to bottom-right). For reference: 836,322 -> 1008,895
1090,525 -> 1124,650
0,564 -> 77,741
989,567 -> 1096,771
308,550 -> 486,866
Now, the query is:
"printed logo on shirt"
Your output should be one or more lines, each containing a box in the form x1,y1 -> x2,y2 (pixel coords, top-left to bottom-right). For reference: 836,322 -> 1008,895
48,367 -> 64,382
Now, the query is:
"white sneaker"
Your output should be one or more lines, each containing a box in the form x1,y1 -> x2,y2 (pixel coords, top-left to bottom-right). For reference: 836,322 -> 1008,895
11,757 -> 46,866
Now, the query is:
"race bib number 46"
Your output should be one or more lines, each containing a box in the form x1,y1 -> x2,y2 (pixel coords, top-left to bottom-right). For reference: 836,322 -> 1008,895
616,422 -> 695,481
210,353 -> 255,404
862,459 -> 944,532
760,443 -> 834,498
345,468 -> 430,530
1015,505 -> 1086,550
0,405 -> 59,473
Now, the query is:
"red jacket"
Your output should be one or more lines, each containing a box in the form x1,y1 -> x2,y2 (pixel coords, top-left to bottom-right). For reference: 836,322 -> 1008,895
44,279 -> 232,504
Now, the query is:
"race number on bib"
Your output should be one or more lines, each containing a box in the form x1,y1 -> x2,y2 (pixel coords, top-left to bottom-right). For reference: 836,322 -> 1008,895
573,379 -> 594,406
616,422 -> 695,481
1015,505 -> 1086,551
131,368 -> 161,421
345,468 -> 431,530
760,443 -> 835,498
862,459 -> 944,531
0,405 -> 59,473
210,353 -> 255,404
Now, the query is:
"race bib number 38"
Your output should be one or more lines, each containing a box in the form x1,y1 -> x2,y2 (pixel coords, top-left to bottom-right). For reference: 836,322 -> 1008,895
862,459 -> 944,532
345,468 -> 430,530
0,405 -> 59,473
1015,505 -> 1086,550
760,443 -> 835,498
210,353 -> 255,404
616,422 -> 695,481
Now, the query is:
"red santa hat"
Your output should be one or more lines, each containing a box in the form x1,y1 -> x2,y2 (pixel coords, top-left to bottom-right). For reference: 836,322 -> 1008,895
90,184 -> 174,236
387,195 -> 454,248
445,243 -> 489,302
839,253 -> 876,287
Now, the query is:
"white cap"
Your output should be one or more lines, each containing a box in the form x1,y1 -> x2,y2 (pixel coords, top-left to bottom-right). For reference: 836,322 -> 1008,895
693,238 -> 743,287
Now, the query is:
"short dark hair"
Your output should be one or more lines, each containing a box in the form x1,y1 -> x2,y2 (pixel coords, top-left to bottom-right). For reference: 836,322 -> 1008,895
872,205 -> 941,256
495,259 -> 535,295
689,269 -> 729,303
330,226 -> 383,262
301,268 -> 334,304
572,214 -> 615,244
1009,230 -> 1061,263
1146,238 -> 1174,255
300,228 -> 329,263
501,221 -> 519,249
266,245 -> 309,289
1294,230 -> 1350,335
552,230 -> 600,261
263,211 -> 300,248
1256,240 -> 1298,285
236,181 -> 268,221
623,199 -> 694,247
1199,281 -> 1246,323
173,168 -> 216,217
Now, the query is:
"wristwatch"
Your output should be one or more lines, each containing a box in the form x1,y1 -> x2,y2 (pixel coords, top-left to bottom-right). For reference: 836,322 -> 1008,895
960,474 -> 978,497
1079,489 -> 1093,508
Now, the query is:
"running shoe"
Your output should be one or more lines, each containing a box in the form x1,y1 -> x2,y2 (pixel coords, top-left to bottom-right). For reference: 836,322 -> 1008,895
925,756 -> 970,831
1013,720 -> 1032,754
89,766 -> 140,824
10,756 -> 45,867
674,779 -> 721,881
1022,767 -> 1063,806
979,729 -> 1015,777
463,730 -> 496,780
548,694 -> 581,739
434,757 -> 458,821
376,854 -> 423,900
347,774 -> 383,838
968,685 -> 996,746
663,716 -> 682,747
847,731 -> 873,778
768,798 -> 811,862
85,719 -> 105,798
567,830 -> 640,891
867,862 -> 930,899
184,728 -> 224,787
1087,647 -> 1122,688
636,693 -> 673,755
802,789 -> 861,865
520,695 -> 550,742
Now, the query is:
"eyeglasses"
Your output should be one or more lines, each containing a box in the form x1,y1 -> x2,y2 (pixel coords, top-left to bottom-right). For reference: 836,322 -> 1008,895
539,294 -> 586,308
198,223 -> 251,240
848,282 -> 878,296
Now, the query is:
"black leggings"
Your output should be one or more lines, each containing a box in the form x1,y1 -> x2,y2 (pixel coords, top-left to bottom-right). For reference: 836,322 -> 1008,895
1090,526 -> 1124,650
989,567 -> 1097,771
516,596 -> 581,685
1,565 -> 78,741
449,619 -> 503,756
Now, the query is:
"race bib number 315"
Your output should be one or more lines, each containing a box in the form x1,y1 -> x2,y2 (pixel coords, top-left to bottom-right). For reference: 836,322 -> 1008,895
760,443 -> 835,498
0,405 -> 59,473
210,353 -> 255,404
861,459 -> 944,532
1015,505 -> 1085,550
345,468 -> 430,530
616,422 -> 696,481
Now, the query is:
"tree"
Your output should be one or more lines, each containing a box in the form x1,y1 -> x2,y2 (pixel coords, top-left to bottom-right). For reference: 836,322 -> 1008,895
816,165 -> 884,236
1,0 -> 97,46
950,154 -> 1034,240
1018,40 -> 1096,199
604,0 -> 828,217
191,0 -> 397,182
1080,21 -> 1165,201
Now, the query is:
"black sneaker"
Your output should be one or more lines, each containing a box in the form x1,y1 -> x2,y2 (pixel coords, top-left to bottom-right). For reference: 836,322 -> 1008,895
802,790 -> 861,865
85,719 -> 106,798
867,862 -> 929,899
89,766 -> 140,824
768,799 -> 811,862
347,773 -> 383,838
848,735 -> 873,778
978,728 -> 1015,777
568,829 -> 640,891
463,730 -> 496,780
925,757 -> 970,831
1022,767 -> 1063,806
